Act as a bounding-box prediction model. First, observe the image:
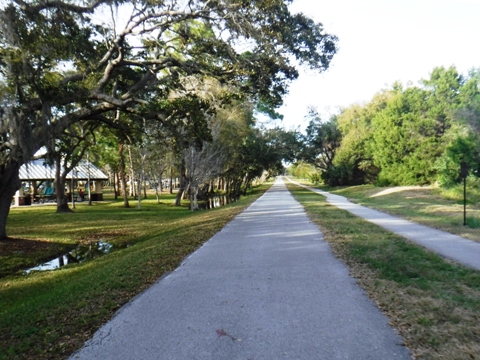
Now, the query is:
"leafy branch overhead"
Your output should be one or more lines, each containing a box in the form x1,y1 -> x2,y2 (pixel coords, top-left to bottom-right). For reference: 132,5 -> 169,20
0,0 -> 337,239
0,0 -> 337,158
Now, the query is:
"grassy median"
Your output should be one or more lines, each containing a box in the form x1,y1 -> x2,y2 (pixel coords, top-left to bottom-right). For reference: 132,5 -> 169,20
286,182 -> 480,359
318,182 -> 480,243
0,186 -> 269,360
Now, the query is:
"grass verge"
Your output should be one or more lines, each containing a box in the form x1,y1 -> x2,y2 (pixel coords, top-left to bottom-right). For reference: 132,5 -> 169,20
286,182 -> 480,359
1,185 -> 269,360
291,178 -> 480,243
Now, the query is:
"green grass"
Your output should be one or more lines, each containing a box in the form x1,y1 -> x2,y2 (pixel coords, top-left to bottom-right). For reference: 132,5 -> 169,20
290,178 -> 480,243
0,185 -> 270,360
286,182 -> 480,359
467,216 -> 480,228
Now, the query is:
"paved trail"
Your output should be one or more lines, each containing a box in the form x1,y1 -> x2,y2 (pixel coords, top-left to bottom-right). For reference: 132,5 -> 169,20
287,177 -> 480,271
71,178 -> 410,360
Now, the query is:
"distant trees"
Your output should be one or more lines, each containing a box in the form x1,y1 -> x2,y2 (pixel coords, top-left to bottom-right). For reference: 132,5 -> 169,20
287,161 -> 320,183
437,84 -> 480,186
297,66 -> 480,187
183,138 -> 223,211
300,110 -> 343,185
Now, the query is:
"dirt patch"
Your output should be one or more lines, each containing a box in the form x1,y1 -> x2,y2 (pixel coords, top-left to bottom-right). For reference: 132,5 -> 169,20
0,238 -> 75,278
0,238 -> 58,256
370,186 -> 427,198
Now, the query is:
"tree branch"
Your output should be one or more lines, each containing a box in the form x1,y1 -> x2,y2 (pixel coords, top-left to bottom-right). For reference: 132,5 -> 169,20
13,0 -> 107,14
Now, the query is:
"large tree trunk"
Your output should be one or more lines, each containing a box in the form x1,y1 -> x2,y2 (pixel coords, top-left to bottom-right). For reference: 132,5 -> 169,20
159,173 -> 163,196
56,183 -> 71,212
0,161 -> 21,240
174,163 -> 187,206
225,178 -> 230,194
242,175 -> 251,196
154,175 -> 160,203
183,183 -> 190,200
137,178 -> 142,210
189,192 -> 199,211
55,156 -> 73,213
223,177 -> 228,192
127,146 -> 136,197
118,143 -> 130,208
193,187 -> 199,211
175,179 -> 185,205
189,180 -> 198,211
87,158 -> 92,206
112,170 -> 118,200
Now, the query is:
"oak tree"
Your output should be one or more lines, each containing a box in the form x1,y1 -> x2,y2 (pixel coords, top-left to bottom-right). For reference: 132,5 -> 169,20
0,0 -> 337,239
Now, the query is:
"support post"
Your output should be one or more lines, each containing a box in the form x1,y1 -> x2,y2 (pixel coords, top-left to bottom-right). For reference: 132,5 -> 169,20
460,161 -> 468,226
464,176 -> 467,226
72,170 -> 76,209
87,156 -> 92,206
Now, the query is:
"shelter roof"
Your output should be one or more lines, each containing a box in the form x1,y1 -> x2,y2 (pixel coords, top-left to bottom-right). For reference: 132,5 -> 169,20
19,160 -> 108,181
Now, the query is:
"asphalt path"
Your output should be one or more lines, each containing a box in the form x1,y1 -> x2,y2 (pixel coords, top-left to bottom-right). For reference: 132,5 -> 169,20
71,178 -> 410,360
287,177 -> 480,271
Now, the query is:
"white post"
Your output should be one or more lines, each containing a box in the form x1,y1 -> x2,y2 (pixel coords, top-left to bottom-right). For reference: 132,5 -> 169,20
14,188 -> 24,206
72,169 -> 76,209
87,156 -> 92,206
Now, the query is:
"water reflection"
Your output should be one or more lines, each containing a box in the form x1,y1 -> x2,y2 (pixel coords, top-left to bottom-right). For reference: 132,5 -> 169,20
24,241 -> 114,274
198,196 -> 238,210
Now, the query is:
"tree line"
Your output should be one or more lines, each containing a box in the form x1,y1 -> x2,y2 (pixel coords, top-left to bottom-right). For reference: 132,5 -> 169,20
293,66 -> 480,187
0,0 -> 337,239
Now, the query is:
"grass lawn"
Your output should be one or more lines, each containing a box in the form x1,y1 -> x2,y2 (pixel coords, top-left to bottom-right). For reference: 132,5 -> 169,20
286,181 -> 480,359
0,185 -> 270,360
291,178 -> 480,243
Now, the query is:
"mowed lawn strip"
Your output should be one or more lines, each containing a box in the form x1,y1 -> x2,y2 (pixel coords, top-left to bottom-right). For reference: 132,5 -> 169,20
286,182 -> 480,359
313,181 -> 480,243
0,185 -> 269,360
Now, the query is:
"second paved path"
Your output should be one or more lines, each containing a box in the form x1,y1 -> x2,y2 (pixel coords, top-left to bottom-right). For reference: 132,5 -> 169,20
287,177 -> 480,271
71,178 -> 410,360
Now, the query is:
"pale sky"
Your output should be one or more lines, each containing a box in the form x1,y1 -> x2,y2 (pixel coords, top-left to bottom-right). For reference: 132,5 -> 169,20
270,0 -> 480,130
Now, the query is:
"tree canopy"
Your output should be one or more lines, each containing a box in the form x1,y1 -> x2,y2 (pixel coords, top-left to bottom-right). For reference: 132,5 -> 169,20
0,0 -> 338,239
296,66 -> 480,187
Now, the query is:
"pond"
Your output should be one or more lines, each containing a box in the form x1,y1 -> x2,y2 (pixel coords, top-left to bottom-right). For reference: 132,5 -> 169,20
24,240 -> 120,274
198,195 -> 238,210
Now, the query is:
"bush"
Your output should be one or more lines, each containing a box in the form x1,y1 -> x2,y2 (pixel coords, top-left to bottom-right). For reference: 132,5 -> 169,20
287,161 -> 319,180
308,172 -> 322,184
321,164 -> 350,186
